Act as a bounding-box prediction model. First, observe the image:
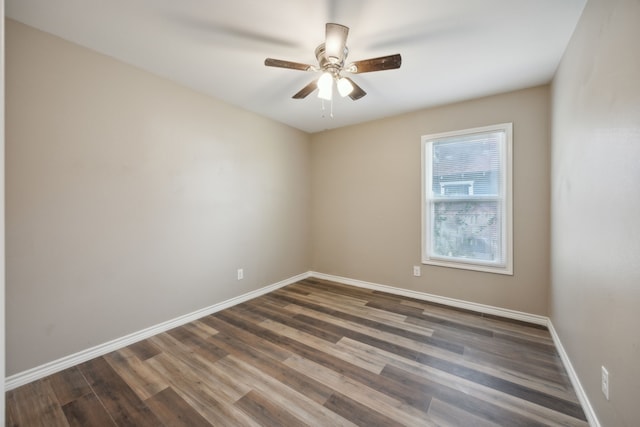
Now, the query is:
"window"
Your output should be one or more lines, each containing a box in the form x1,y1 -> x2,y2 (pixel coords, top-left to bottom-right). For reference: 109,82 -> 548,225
422,123 -> 513,275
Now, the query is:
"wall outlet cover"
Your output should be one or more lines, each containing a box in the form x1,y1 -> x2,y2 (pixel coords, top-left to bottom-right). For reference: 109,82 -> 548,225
413,266 -> 421,277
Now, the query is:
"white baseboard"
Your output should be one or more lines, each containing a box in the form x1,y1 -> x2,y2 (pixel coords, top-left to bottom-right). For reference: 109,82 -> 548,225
309,271 -> 548,326
548,321 -> 600,427
5,272 -> 310,391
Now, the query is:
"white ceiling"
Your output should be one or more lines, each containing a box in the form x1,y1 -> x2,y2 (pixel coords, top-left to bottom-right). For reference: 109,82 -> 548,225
6,0 -> 586,133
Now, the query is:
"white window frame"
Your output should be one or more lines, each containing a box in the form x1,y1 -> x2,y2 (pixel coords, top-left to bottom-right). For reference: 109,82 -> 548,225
440,180 -> 474,195
421,123 -> 513,275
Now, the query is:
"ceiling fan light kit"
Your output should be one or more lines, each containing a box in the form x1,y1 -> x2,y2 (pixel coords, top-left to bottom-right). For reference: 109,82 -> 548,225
265,23 -> 401,105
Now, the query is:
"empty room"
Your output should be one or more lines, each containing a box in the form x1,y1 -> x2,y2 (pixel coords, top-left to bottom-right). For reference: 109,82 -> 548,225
3,0 -> 639,426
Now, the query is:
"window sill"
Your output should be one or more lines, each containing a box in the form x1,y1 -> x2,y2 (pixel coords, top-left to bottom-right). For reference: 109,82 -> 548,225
422,258 -> 513,276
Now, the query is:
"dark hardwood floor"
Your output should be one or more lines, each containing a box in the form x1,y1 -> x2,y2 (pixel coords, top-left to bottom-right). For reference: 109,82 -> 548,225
6,278 -> 588,426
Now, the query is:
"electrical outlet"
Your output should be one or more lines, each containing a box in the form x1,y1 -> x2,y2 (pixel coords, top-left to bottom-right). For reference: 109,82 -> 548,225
237,268 -> 244,280
413,266 -> 421,277
601,366 -> 609,400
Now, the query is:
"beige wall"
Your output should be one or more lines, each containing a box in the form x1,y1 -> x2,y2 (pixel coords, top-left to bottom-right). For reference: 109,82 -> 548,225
5,20 -> 311,375
311,86 -> 550,315
550,0 -> 640,425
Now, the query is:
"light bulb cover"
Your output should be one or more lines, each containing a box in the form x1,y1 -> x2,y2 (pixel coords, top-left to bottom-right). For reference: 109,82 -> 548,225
337,77 -> 354,97
317,72 -> 333,100
325,24 -> 349,63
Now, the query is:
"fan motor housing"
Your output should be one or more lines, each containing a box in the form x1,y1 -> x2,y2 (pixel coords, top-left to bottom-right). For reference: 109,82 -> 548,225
315,43 -> 349,71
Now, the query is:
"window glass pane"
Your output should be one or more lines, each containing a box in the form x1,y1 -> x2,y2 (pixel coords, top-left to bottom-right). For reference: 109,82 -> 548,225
432,200 -> 502,263
432,133 -> 502,196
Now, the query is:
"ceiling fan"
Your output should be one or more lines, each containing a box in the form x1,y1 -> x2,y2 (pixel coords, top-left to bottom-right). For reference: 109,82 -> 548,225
264,23 -> 401,101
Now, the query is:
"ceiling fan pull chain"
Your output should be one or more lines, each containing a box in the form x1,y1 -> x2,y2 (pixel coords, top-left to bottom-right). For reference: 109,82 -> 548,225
330,98 -> 334,118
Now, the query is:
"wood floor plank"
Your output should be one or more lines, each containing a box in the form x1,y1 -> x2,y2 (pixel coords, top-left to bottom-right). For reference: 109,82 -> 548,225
6,279 -> 587,426
403,297 -> 551,338
147,345 -> 250,403
270,291 -> 463,354
205,329 -> 336,405
404,316 -> 574,394
45,366 -> 92,406
413,311 -> 495,337
183,319 -> 219,339
293,280 -> 372,304
219,355 -> 358,427
146,332 -> 228,385
410,314 -> 556,360
226,303 -> 272,323
462,346 -> 576,397
323,392 -> 403,427
246,298 -> 345,344
144,387 -> 211,427
126,339 -> 162,361
427,397 -> 502,427
259,318 -> 387,374
78,357 -> 162,427
326,309 -> 581,404
411,352 -> 586,420
6,381 -> 69,427
382,363 -> 548,426
103,347 -> 169,400
165,324 -> 228,362
61,393 -> 116,427
278,285 -> 405,321
281,301 -> 465,361
277,286 -> 410,324
407,316 -> 557,369
147,354 -> 260,426
235,390 -> 309,427
284,354 -> 436,427
144,352 -> 261,426
201,311 -> 293,361
335,336 -> 416,370
282,297 -> 436,338
365,299 -> 429,318
384,358 -> 589,426
493,330 -> 558,354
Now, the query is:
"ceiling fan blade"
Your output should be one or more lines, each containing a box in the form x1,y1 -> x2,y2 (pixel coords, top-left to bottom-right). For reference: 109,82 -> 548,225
265,58 -> 314,71
292,79 -> 318,99
344,77 -> 367,100
347,54 -> 402,73
325,23 -> 349,62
